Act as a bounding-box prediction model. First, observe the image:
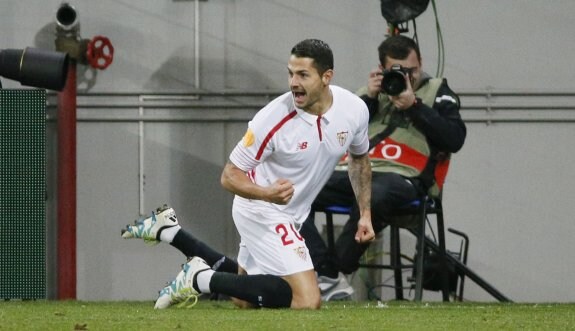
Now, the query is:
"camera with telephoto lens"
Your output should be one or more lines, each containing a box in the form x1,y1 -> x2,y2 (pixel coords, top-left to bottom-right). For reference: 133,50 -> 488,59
381,64 -> 413,96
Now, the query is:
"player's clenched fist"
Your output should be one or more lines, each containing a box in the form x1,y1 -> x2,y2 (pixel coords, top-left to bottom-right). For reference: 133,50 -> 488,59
266,178 -> 294,205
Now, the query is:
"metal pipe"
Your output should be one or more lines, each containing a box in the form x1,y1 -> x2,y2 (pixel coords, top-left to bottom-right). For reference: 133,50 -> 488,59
194,0 -> 200,89
42,116 -> 575,123
56,61 -> 77,300
45,90 -> 575,97
138,99 -> 145,216
43,91 -> 575,124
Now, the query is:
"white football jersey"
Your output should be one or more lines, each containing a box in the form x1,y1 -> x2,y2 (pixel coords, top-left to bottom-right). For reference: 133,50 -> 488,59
229,85 -> 369,224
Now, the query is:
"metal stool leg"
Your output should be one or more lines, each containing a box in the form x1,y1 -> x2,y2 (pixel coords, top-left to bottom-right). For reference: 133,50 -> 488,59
413,200 -> 451,302
390,225 -> 404,300
435,202 -> 450,301
414,199 -> 427,302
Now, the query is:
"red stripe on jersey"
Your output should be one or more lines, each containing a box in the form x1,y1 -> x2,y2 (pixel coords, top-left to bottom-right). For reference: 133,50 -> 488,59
316,114 -> 322,141
247,169 -> 256,183
255,110 -> 298,160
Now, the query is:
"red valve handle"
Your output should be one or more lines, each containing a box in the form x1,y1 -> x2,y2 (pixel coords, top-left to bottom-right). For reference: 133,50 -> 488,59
86,35 -> 114,70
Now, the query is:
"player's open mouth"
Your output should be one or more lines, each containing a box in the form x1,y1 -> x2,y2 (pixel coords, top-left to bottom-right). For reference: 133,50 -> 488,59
293,91 -> 306,103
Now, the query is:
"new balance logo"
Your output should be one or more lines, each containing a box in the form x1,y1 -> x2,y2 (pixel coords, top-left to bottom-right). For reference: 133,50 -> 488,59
297,141 -> 308,150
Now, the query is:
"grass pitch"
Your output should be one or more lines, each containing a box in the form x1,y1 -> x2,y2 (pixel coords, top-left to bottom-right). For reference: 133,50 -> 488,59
1,300 -> 574,330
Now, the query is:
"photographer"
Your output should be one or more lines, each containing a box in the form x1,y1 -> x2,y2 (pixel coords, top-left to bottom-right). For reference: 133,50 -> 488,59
300,35 -> 466,300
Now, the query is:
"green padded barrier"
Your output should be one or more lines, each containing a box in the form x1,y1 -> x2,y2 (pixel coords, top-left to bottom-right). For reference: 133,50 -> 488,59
0,89 -> 46,299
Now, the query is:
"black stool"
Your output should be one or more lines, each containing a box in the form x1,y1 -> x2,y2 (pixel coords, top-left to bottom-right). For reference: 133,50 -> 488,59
321,196 -> 451,302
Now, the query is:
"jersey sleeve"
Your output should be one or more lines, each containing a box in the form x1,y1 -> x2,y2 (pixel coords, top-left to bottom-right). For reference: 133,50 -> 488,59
228,119 -> 273,172
347,101 -> 370,156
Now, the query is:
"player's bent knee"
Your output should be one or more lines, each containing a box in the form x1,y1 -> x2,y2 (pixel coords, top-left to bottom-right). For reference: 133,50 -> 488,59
283,270 -> 321,309
290,290 -> 321,309
291,297 -> 321,309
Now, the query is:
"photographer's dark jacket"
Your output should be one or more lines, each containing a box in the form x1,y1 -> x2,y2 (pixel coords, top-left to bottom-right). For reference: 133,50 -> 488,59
341,73 -> 466,196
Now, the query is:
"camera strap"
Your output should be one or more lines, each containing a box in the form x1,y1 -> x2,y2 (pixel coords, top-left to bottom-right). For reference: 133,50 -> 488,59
368,111 -> 401,149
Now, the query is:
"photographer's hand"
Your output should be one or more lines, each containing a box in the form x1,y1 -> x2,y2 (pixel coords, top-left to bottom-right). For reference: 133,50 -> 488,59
389,74 -> 416,110
366,68 -> 383,98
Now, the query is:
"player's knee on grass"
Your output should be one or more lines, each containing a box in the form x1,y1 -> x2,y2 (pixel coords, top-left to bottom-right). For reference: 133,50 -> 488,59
289,285 -> 321,309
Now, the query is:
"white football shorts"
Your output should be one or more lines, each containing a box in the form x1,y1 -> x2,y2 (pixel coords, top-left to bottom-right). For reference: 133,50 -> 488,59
233,198 -> 314,276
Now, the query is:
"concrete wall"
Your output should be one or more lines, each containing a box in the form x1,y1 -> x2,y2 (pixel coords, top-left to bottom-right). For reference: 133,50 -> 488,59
1,0 -> 574,302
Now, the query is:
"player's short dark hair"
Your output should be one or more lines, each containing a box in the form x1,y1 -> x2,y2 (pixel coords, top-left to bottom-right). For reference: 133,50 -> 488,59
291,39 -> 334,75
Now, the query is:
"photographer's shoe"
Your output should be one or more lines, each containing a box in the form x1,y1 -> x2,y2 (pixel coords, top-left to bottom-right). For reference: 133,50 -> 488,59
318,272 -> 354,301
121,204 -> 179,245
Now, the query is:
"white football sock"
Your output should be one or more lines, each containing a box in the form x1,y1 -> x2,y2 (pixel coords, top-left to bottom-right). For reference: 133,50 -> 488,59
159,225 -> 181,243
196,269 -> 215,293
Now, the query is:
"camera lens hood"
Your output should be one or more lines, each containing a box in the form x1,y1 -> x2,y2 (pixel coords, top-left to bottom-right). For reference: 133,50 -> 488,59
382,70 -> 406,96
